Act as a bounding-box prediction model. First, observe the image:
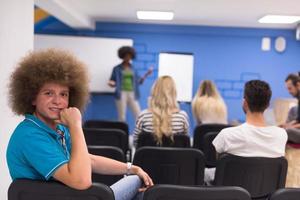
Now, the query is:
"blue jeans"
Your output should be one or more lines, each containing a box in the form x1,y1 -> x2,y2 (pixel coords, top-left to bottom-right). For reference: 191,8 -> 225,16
110,175 -> 143,200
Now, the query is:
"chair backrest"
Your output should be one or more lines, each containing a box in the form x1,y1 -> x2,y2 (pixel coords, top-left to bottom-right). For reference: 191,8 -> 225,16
269,188 -> 300,200
136,131 -> 190,149
83,128 -> 128,154
133,147 -> 205,185
8,179 -> 114,200
214,154 -> 288,199
202,131 -> 219,167
143,185 -> 251,200
88,145 -> 125,186
84,120 -> 129,134
193,123 -> 231,150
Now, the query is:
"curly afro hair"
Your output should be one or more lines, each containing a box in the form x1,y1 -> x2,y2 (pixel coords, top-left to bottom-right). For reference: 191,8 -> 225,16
118,46 -> 136,59
9,48 -> 90,115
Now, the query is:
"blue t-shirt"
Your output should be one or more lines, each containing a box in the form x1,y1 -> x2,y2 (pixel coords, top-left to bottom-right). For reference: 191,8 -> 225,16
6,114 -> 71,180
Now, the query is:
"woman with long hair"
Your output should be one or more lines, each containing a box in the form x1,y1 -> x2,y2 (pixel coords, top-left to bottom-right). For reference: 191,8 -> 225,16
133,76 -> 189,147
192,80 -> 228,124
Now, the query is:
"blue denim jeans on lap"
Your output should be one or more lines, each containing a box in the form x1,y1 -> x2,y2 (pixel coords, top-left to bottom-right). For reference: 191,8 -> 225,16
110,175 -> 143,200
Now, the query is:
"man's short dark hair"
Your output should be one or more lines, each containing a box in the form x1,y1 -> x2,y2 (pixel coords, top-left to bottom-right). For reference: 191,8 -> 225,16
285,73 -> 300,86
118,46 -> 136,59
244,80 -> 272,112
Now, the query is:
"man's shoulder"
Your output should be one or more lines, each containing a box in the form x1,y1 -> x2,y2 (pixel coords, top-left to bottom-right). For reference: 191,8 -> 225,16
216,124 -> 248,141
219,124 -> 243,134
13,119 -> 52,140
264,125 -> 287,136
13,119 -> 37,135
289,106 -> 298,113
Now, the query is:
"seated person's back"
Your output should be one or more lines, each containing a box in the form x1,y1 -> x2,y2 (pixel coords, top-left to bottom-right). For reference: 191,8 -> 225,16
213,80 -> 287,157
214,123 -> 286,157
205,80 -> 287,183
133,76 -> 189,147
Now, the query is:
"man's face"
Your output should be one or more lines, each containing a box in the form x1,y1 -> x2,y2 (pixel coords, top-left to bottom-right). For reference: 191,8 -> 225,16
32,82 -> 69,128
285,80 -> 299,97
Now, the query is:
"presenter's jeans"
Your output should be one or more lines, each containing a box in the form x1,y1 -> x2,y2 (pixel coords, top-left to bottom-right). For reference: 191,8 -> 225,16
116,91 -> 141,121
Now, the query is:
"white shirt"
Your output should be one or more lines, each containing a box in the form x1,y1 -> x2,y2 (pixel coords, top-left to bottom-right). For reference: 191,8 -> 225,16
213,123 -> 287,157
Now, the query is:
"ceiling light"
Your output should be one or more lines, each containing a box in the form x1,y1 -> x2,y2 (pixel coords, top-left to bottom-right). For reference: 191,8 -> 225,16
137,11 -> 174,20
258,15 -> 300,24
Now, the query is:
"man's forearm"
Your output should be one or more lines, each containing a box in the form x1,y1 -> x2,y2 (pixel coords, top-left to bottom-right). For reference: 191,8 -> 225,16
68,125 -> 92,182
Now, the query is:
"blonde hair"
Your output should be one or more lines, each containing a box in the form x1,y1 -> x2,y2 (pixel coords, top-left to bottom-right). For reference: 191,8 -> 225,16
148,76 -> 179,144
192,80 -> 227,124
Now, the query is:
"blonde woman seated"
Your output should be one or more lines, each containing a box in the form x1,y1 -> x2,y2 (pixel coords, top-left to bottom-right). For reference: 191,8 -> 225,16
192,80 -> 228,124
133,76 -> 190,147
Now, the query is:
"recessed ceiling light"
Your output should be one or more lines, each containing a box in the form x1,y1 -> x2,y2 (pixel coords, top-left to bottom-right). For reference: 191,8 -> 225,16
258,15 -> 300,24
137,11 -> 174,20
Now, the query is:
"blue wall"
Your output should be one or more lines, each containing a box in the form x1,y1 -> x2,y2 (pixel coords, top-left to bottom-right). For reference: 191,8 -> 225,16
35,18 -> 300,134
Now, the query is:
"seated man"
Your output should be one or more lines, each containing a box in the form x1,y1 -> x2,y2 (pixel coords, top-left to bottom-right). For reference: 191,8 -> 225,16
6,49 -> 153,200
280,73 -> 300,143
205,80 -> 287,183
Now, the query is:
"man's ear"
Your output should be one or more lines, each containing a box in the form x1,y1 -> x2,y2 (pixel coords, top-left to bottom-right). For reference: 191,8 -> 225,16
242,98 -> 248,113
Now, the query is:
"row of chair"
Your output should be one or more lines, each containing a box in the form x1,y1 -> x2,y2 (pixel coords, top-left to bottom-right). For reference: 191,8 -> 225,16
83,120 -> 231,166
82,120 -> 288,199
8,179 -> 298,200
88,145 -> 287,199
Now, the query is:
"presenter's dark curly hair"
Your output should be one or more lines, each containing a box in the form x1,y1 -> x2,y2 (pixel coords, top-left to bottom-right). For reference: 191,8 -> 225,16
118,46 -> 136,59
9,48 -> 90,115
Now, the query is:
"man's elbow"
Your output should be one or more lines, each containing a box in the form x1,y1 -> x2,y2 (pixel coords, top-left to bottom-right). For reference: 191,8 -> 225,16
72,177 -> 93,190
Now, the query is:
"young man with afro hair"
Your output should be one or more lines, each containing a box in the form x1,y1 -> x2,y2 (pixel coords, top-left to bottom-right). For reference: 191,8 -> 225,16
6,49 -> 153,200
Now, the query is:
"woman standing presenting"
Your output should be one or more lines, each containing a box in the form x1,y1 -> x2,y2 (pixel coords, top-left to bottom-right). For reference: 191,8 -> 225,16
109,46 -> 152,121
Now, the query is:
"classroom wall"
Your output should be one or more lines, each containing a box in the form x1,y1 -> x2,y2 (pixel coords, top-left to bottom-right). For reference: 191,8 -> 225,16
0,1 -> 34,199
35,19 -> 300,133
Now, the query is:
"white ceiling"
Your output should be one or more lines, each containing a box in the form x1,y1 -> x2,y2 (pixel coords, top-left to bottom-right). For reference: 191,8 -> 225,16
35,0 -> 300,30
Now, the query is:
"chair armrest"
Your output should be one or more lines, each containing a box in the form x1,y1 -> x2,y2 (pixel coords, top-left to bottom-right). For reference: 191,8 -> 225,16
8,179 -> 114,200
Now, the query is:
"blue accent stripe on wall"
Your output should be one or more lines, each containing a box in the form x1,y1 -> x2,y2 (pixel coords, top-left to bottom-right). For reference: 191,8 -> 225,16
35,20 -> 300,134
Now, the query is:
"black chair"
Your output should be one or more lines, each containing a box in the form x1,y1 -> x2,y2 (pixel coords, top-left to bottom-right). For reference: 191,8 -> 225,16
88,145 -> 125,186
202,131 -> 219,167
193,123 -> 231,150
84,120 -> 129,135
136,131 -> 190,149
144,184 -> 251,200
193,124 -> 231,167
214,153 -> 288,200
83,128 -> 128,155
269,188 -> 300,200
8,179 -> 114,200
133,147 -> 205,185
